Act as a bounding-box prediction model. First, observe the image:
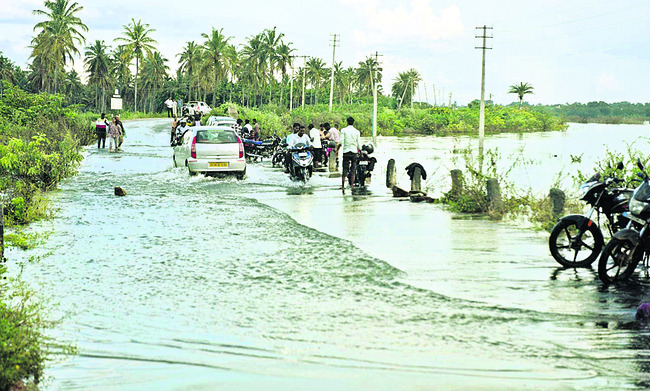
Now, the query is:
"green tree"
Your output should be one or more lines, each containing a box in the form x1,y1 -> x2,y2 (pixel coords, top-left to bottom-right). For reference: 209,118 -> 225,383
31,0 -> 88,93
508,82 -> 534,108
114,18 -> 157,112
356,57 -> 382,97
142,51 -> 169,112
392,68 -> 421,109
201,28 -> 232,107
305,57 -> 326,104
177,41 -> 203,101
84,39 -> 111,111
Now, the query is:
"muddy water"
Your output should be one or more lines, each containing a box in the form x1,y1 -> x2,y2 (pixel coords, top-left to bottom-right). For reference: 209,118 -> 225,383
11,119 -> 650,390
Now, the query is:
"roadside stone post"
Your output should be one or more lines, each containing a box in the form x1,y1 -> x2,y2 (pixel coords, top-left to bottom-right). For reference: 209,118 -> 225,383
328,149 -> 337,173
386,159 -> 396,188
410,166 -> 422,193
450,169 -> 463,200
549,188 -> 565,218
486,178 -> 504,213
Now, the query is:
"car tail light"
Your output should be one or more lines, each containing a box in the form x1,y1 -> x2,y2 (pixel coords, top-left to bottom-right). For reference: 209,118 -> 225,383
190,136 -> 197,158
237,136 -> 244,158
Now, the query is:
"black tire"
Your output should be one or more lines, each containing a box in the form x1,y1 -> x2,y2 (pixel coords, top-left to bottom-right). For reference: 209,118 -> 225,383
188,167 -> 197,176
549,217 -> 603,267
173,154 -> 177,168
236,167 -> 246,180
300,167 -> 308,182
598,238 -> 642,284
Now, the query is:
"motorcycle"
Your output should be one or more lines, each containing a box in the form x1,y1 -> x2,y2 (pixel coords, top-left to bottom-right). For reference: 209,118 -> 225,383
242,135 -> 280,162
598,160 -> 650,284
272,138 -> 288,167
549,162 -> 633,268
287,143 -> 313,182
347,144 -> 377,188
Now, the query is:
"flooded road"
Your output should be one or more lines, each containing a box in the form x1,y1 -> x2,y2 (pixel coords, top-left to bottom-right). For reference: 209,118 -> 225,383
10,119 -> 650,390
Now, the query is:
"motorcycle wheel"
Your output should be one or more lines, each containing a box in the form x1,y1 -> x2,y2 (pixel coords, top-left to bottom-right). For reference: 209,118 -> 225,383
598,238 -> 642,284
549,217 -> 603,267
300,167 -> 308,182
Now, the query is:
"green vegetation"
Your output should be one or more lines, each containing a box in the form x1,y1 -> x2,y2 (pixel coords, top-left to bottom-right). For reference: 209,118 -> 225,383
218,102 -> 567,138
0,82 -> 85,389
508,82 -> 534,108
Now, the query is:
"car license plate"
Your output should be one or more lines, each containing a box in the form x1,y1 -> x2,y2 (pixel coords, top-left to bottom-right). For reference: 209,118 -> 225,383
359,161 -> 368,165
298,152 -> 308,157
209,162 -> 228,168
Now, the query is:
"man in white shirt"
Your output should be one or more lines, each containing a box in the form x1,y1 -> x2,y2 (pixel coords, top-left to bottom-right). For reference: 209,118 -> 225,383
164,97 -> 174,117
340,116 -> 361,194
308,124 -> 322,168
287,125 -> 311,148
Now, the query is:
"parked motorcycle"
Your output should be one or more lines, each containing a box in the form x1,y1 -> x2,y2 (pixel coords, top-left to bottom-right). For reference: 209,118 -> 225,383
272,138 -> 288,167
346,144 -> 377,188
549,162 -> 633,268
243,135 -> 280,162
287,143 -> 313,182
598,160 -> 650,284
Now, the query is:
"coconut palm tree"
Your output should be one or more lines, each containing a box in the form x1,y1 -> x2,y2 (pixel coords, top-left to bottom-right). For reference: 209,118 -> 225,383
356,57 -> 382,97
262,27 -> 284,103
240,33 -> 267,106
177,41 -> 202,101
84,40 -> 111,111
142,51 -> 169,112
392,69 -> 422,109
274,42 -> 294,105
201,28 -> 232,107
114,18 -> 157,112
508,82 -> 534,108
305,57 -> 326,104
31,0 -> 88,93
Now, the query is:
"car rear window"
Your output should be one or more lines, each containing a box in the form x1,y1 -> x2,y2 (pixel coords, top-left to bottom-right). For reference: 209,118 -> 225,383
195,129 -> 238,144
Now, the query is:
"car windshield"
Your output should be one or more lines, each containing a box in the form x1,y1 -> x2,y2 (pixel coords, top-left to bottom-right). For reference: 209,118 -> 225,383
195,129 -> 238,144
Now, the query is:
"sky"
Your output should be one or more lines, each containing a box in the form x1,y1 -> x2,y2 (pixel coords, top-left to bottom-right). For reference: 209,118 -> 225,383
1,0 -> 649,106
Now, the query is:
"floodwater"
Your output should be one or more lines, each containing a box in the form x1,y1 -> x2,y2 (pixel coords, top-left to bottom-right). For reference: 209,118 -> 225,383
9,119 -> 650,390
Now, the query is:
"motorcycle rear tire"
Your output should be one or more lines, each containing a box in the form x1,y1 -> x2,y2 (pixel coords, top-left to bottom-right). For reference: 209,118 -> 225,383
549,216 -> 603,268
598,238 -> 642,284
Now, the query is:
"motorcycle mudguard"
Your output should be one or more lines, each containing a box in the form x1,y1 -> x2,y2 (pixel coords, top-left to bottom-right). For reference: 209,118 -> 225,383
558,214 -> 597,228
613,228 -> 641,247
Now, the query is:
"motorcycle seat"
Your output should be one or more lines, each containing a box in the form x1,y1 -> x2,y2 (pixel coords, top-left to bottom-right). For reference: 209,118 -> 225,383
244,139 -> 263,145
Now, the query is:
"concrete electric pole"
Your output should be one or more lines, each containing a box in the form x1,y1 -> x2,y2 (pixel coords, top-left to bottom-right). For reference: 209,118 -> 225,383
328,34 -> 339,112
371,51 -> 382,146
475,25 -> 493,170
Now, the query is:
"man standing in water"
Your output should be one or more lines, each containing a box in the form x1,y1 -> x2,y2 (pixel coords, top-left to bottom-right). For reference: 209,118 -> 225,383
340,116 -> 361,194
95,113 -> 108,149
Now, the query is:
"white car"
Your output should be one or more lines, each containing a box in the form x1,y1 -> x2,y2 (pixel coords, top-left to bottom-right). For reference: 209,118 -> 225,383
184,101 -> 212,115
206,115 -> 237,127
173,125 -> 246,179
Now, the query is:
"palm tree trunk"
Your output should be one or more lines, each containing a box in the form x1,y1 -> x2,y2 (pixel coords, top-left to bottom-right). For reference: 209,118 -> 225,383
135,57 -> 139,112
102,87 -> 106,112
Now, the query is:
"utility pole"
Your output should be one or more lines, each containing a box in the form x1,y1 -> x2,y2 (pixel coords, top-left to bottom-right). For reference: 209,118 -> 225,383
289,56 -> 295,111
295,55 -> 309,109
433,84 -> 436,106
328,34 -> 339,112
424,83 -> 428,105
475,25 -> 493,171
371,51 -> 382,146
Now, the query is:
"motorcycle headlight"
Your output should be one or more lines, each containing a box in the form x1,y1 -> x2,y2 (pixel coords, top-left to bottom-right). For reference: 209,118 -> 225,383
629,197 -> 648,215
578,182 -> 593,200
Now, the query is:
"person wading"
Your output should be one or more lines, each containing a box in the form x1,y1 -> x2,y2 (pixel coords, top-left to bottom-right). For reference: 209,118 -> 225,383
340,116 -> 361,194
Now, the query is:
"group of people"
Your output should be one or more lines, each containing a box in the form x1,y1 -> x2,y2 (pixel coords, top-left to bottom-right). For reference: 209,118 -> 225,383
95,113 -> 125,152
164,97 -> 183,118
284,117 -> 360,193
235,119 -> 260,140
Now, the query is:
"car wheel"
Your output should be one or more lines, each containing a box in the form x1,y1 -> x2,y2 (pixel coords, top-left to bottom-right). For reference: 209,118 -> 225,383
236,167 -> 247,180
173,154 -> 177,168
188,167 -> 197,176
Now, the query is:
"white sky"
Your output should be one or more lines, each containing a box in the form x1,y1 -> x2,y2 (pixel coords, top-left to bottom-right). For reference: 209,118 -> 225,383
1,0 -> 649,105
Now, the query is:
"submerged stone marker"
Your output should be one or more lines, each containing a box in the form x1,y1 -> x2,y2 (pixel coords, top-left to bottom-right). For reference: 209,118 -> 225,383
328,149 -> 340,178
410,166 -> 422,193
450,169 -> 463,200
114,186 -> 127,196
486,178 -> 504,212
386,159 -> 396,188
549,188 -> 565,218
